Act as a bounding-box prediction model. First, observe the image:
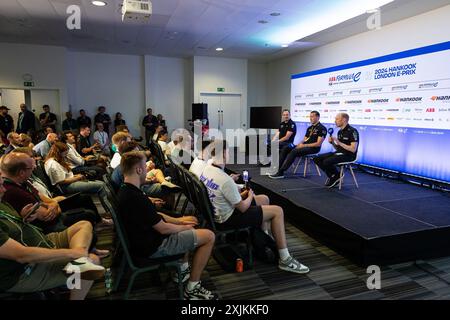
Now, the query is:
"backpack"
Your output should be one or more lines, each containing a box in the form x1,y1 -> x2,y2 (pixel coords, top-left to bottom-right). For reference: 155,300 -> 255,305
251,228 -> 279,263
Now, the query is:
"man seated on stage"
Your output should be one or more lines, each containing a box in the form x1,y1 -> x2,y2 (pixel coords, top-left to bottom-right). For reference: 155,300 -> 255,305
314,113 -> 359,188
270,110 -> 296,170
269,111 -> 327,179
200,140 -> 310,275
0,174 -> 105,300
117,151 -> 218,300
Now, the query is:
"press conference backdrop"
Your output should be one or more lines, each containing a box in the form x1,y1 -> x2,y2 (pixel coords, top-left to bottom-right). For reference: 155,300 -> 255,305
291,41 -> 450,182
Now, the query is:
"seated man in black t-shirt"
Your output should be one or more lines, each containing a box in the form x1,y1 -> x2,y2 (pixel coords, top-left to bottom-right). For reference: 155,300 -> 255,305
270,110 -> 296,171
314,113 -> 359,188
270,111 -> 327,179
117,151 -> 218,300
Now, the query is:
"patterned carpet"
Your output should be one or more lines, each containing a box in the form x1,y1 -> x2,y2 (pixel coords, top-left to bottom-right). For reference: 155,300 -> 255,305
88,198 -> 450,300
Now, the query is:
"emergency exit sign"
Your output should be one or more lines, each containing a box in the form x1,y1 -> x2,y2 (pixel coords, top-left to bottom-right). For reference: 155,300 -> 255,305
217,87 -> 225,92
24,81 -> 35,87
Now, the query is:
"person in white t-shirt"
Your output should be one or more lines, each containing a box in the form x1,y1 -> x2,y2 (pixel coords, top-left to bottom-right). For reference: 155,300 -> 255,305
110,131 -> 132,169
189,140 -> 214,178
157,130 -> 169,155
200,140 -> 310,275
44,142 -> 106,195
93,122 -> 110,155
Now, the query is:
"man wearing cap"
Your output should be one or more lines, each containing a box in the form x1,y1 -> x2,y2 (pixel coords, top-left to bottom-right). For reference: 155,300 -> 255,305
0,106 -> 14,144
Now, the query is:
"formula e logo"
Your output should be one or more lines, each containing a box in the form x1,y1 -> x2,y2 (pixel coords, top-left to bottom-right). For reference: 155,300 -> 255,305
329,72 -> 361,86
353,72 -> 361,82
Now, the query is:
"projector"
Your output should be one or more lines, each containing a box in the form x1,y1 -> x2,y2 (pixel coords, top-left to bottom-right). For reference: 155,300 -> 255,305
122,0 -> 152,22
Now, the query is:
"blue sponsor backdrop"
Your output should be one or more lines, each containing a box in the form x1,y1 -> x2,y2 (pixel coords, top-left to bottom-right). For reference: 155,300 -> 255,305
291,42 -> 450,183
293,122 -> 450,182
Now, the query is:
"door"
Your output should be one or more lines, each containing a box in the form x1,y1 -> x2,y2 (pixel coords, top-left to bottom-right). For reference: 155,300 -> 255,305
0,89 -> 25,128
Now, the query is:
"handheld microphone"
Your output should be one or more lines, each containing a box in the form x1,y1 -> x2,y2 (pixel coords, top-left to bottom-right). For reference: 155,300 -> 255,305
328,128 -> 334,135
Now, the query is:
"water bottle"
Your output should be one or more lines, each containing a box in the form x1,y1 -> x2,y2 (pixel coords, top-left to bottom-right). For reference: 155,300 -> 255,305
242,170 -> 249,189
105,268 -> 113,294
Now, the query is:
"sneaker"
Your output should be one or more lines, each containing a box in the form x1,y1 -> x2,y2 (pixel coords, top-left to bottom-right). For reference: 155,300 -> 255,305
173,266 -> 190,284
278,256 -> 310,274
184,282 -> 219,300
269,172 -> 285,179
63,257 -> 106,280
328,174 -> 344,189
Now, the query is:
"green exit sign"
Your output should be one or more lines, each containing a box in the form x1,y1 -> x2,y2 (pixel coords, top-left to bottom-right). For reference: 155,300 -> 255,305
24,81 -> 35,87
217,87 -> 225,92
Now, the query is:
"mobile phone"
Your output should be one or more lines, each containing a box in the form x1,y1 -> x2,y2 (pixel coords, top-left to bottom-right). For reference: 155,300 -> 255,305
22,202 -> 41,222
242,170 -> 249,189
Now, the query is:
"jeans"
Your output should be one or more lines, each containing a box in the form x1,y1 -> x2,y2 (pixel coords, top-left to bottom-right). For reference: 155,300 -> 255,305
279,146 -> 320,174
63,180 -> 106,195
313,152 -> 356,178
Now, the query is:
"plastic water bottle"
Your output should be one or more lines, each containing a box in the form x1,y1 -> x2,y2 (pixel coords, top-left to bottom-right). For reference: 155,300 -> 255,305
105,268 -> 113,294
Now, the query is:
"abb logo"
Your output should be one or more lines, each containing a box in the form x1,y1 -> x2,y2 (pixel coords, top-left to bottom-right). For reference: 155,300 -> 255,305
426,108 -> 436,112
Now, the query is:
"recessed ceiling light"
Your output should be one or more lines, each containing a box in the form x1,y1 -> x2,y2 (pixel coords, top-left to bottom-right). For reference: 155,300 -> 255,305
270,12 -> 281,16
92,1 -> 107,6
258,20 -> 269,24
216,48 -> 224,52
281,44 -> 289,48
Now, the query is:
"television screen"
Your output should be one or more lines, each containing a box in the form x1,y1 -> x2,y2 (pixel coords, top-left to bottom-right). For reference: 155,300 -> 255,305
250,106 -> 282,129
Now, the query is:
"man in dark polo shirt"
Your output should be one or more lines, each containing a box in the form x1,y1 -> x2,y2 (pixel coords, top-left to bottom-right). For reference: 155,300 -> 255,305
270,111 -> 327,179
0,175 -> 104,299
142,108 -> 159,146
270,109 -> 297,171
117,151 -> 218,300
78,125 -> 100,157
314,113 -> 359,188
39,105 -> 57,132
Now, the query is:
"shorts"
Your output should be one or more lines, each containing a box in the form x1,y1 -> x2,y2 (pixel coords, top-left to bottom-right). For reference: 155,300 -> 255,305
7,230 -> 70,293
218,206 -> 263,230
141,183 -> 169,198
149,229 -> 197,259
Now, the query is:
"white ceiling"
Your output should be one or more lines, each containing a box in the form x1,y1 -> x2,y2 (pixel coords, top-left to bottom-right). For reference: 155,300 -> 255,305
0,0 -> 448,62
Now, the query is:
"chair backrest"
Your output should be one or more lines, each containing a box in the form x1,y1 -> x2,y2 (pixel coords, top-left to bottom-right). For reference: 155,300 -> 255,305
187,170 -> 218,232
99,192 -> 138,269
148,140 -> 167,170
33,160 -> 63,195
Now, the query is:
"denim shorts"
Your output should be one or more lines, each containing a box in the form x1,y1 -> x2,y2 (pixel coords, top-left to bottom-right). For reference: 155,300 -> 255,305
149,229 -> 197,259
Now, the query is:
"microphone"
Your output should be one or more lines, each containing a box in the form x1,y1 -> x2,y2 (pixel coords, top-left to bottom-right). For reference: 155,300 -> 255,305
328,128 -> 334,135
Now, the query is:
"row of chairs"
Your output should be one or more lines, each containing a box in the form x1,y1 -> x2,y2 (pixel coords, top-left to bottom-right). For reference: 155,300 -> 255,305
99,174 -> 185,300
167,156 -> 254,266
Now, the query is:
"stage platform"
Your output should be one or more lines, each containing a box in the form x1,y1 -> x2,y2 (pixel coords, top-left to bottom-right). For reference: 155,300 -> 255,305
227,163 -> 450,266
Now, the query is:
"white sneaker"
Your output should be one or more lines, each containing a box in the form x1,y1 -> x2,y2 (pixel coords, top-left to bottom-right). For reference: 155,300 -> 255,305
278,256 -> 310,274
64,257 -> 106,280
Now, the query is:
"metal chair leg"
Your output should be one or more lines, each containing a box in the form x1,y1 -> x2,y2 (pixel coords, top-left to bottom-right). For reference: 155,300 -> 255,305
339,165 -> 345,190
349,165 -> 359,188
303,157 -> 308,177
114,255 -> 127,292
124,271 -> 140,300
293,157 -> 301,174
315,162 -> 322,176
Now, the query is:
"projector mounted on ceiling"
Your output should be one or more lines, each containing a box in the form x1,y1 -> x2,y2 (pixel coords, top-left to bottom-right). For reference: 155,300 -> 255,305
122,0 -> 152,22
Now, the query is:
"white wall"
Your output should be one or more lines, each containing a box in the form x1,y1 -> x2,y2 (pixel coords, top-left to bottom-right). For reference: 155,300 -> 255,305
0,43 -> 68,124
247,62 -> 267,108
193,56 -> 248,130
145,56 -> 189,133
266,4 -> 450,108
67,51 -> 145,137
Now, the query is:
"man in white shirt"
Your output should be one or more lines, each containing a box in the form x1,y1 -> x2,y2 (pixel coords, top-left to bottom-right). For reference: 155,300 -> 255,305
110,131 -> 132,169
200,140 -> 309,275
93,123 -> 110,156
189,140 -> 214,178
62,131 -> 105,179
